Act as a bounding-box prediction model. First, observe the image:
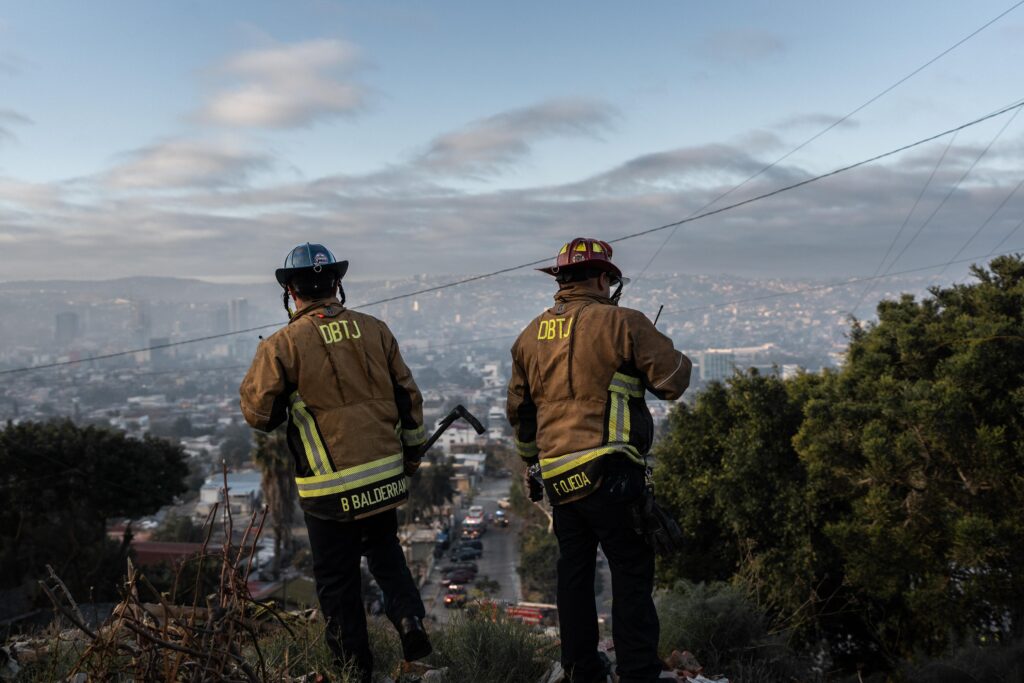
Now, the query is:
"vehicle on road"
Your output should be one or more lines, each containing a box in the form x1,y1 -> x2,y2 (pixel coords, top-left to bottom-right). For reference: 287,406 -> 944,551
461,526 -> 482,540
440,562 -> 478,577
443,585 -> 468,609
451,545 -> 482,561
456,539 -> 483,551
494,510 -> 509,528
443,568 -> 475,585
467,505 -> 485,519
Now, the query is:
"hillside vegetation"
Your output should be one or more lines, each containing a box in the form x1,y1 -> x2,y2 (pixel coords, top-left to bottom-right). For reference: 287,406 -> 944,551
654,255 -> 1024,676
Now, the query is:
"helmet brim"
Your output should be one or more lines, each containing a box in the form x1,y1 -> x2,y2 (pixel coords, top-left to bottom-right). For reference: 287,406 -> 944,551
275,260 -> 349,286
536,260 -> 623,279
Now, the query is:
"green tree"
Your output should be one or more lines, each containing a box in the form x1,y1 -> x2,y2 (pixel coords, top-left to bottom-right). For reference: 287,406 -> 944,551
653,255 -> 1024,670
150,512 -> 206,543
0,420 -> 188,600
219,423 -> 252,470
400,453 -> 455,524
652,370 -> 819,618
517,525 -> 557,603
795,255 -> 1024,661
252,429 -> 297,578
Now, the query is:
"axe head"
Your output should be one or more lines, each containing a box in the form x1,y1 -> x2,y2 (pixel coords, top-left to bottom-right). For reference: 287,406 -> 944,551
453,405 -> 486,434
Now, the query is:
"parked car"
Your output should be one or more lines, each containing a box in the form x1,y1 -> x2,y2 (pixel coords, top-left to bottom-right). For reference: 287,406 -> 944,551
444,585 -> 468,609
451,545 -> 482,561
440,561 -> 478,576
444,568 -> 475,585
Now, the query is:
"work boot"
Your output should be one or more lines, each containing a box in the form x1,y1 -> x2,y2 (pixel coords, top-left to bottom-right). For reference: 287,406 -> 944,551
398,616 -> 432,661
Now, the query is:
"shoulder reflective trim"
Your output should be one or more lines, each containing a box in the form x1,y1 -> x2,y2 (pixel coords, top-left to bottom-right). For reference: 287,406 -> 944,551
609,372 -> 644,397
295,453 -> 404,498
653,353 -> 686,389
289,393 -> 331,477
539,443 -> 642,479
515,439 -> 539,459
401,424 -> 427,447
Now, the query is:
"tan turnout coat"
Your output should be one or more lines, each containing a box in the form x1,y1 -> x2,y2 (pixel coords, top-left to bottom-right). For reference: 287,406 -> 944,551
507,285 -> 692,504
240,298 -> 426,520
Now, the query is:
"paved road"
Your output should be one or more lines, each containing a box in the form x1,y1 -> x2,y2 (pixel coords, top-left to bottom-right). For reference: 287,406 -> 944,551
421,475 -> 519,624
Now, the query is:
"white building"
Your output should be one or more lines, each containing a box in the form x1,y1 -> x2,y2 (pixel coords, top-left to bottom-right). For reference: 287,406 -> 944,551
195,469 -> 263,520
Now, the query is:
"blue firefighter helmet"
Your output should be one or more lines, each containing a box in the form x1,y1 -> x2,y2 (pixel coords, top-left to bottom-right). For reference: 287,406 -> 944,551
275,243 -> 349,286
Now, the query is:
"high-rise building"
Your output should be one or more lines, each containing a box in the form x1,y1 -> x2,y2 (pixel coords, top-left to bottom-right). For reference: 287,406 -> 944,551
209,306 -> 229,335
229,298 -> 249,332
698,350 -> 736,382
55,312 -> 79,346
131,300 -> 152,345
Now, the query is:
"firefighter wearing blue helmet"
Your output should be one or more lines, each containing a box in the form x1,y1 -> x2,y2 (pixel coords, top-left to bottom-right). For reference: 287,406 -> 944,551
241,243 -> 431,682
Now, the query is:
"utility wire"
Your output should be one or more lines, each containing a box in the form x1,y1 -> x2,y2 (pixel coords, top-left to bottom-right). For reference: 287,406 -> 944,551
874,105 -> 1023,277
988,214 -> 1024,253
848,132 -> 958,315
657,245 -> 1024,319
3,97 -> 1023,378
938,175 -> 1024,275
629,0 -> 1024,287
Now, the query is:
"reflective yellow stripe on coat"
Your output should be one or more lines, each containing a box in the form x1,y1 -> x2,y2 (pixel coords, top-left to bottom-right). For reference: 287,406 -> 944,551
538,372 -> 646,481
294,453 -> 404,499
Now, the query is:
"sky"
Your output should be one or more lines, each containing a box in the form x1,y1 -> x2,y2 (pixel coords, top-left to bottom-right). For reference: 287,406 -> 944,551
1,0 -> 1023,302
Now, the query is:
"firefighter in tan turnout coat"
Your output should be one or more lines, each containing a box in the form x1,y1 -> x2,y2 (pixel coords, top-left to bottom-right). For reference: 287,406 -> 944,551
508,238 -> 692,683
240,243 -> 431,683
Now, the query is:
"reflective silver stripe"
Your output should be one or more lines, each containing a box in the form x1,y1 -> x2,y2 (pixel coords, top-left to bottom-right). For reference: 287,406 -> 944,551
295,455 -> 404,495
516,439 -> 539,458
401,424 -> 427,446
611,392 -> 628,442
609,373 -> 644,397
290,394 -> 330,476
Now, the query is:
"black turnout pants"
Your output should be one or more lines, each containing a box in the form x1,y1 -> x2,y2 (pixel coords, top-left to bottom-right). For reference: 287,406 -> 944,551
304,508 -> 425,678
552,463 -> 661,683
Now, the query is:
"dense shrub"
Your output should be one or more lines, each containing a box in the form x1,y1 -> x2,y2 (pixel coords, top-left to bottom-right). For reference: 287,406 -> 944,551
656,581 -> 811,682
429,612 -> 556,683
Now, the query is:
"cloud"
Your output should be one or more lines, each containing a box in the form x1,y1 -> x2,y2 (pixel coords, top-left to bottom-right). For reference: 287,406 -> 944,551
2,112 -> 1023,284
199,39 -> 366,128
0,108 -> 32,143
545,142 -> 802,199
697,29 -> 786,64
103,139 -> 273,189
414,99 -> 617,177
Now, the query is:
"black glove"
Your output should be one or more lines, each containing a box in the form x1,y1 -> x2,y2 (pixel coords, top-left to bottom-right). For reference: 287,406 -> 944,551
526,464 -> 545,502
630,485 -> 684,557
403,445 -> 423,477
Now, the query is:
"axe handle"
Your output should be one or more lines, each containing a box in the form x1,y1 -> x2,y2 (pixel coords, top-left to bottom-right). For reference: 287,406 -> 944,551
418,413 -> 458,456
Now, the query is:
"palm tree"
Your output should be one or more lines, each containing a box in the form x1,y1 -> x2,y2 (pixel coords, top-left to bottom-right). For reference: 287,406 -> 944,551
252,430 -> 297,579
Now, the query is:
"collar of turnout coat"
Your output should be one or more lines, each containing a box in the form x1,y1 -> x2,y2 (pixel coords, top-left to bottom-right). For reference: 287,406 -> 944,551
551,283 -> 614,308
289,297 -> 344,324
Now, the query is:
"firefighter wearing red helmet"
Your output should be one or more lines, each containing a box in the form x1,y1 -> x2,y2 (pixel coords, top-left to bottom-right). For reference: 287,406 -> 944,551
507,238 -> 692,683
240,243 -> 431,683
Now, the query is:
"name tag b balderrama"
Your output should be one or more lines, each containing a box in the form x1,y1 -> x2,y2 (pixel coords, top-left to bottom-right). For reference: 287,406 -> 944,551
339,474 -> 409,518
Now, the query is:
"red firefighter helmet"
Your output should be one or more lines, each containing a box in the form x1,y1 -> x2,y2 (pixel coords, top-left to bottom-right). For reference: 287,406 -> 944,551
537,237 -> 623,279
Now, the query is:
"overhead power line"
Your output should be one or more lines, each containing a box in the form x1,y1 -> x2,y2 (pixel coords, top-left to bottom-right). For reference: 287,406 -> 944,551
848,132 -> 958,315
657,245 -> 1024,320
939,175 -> 1024,275
630,0 -> 1024,286
2,97 -> 1023,377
